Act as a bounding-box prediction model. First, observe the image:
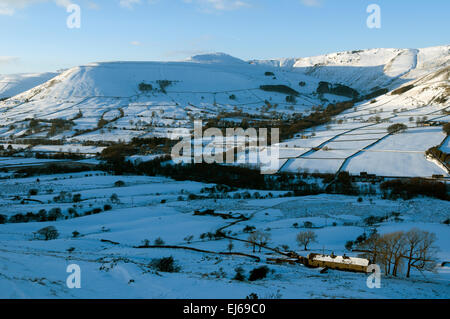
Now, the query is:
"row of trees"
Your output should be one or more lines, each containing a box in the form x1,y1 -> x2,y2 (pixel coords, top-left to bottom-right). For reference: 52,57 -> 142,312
26,118 -> 74,137
380,178 -> 448,200
356,228 -> 438,278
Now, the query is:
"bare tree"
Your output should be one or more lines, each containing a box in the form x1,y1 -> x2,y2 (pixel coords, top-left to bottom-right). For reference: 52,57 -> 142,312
389,232 -> 407,277
246,231 -> 271,253
358,229 -> 438,278
296,231 -> 317,251
377,231 -> 406,276
247,232 -> 259,253
356,233 -> 382,264
256,231 -> 271,252
404,228 -> 438,278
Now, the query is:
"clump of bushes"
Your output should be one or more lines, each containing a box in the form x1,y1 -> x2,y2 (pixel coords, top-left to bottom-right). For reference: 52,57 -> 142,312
248,266 -> 269,281
35,226 -> 59,240
303,221 -> 313,228
233,267 -> 246,281
138,82 -> 153,92
243,225 -> 256,233
110,193 -> 120,204
154,237 -> 165,246
387,123 -> 408,134
47,207 -> 63,221
345,240 -> 354,251
345,231 -> 370,251
68,207 -> 78,217
84,207 -> 102,216
53,191 -> 72,203
364,215 -> 388,226
149,256 -> 180,273
210,267 -> 227,278
157,80 -> 173,93
72,194 -> 82,203
114,180 -> 125,187
286,95 -> 296,103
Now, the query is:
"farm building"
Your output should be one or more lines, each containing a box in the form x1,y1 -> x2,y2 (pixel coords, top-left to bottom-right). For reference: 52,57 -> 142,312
267,252 -> 371,273
305,253 -> 370,273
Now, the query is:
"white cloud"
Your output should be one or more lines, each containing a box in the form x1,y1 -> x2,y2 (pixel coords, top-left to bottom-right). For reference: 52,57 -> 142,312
0,0 -> 250,15
119,0 -> 160,9
54,0 -> 72,7
119,0 -> 141,9
87,1 -> 100,10
0,56 -> 20,64
130,41 -> 142,46
0,0 -> 73,15
300,0 -> 321,7
0,0 -> 41,15
183,0 -> 250,11
0,6 -> 13,15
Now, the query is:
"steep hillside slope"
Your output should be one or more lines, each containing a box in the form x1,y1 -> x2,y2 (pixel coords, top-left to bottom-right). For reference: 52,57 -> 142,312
0,72 -> 58,99
252,45 -> 450,94
0,53 -> 348,141
0,47 -> 448,177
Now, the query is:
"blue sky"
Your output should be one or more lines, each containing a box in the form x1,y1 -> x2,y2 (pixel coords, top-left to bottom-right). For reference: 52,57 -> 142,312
1,0 -> 449,74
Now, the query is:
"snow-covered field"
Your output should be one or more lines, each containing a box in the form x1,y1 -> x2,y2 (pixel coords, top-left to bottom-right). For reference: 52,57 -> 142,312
0,46 -> 449,299
0,172 -> 448,299
278,88 -> 449,177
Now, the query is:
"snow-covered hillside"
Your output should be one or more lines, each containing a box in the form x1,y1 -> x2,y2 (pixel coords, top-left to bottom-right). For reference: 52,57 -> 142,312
0,46 -> 448,177
0,53 -> 327,138
0,47 -> 449,300
0,72 -> 58,99
252,45 -> 450,93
